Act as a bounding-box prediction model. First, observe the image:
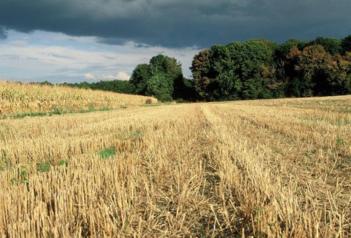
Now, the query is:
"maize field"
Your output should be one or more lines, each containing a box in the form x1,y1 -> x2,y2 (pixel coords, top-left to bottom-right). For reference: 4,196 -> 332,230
0,81 -> 156,118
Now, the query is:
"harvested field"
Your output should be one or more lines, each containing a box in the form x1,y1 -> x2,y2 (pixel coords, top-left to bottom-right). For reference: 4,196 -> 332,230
0,95 -> 350,237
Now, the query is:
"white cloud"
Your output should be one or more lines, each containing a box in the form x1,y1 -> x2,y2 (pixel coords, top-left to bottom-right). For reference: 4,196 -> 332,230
84,73 -> 96,80
84,71 -> 130,81
0,30 -> 199,83
116,72 -> 130,81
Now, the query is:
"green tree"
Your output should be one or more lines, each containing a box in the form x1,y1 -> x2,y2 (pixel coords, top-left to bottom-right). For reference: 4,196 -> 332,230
180,78 -> 198,101
146,73 -> 173,101
192,39 -> 278,100
130,54 -> 184,101
274,40 -> 306,96
218,71 -> 241,100
286,45 -> 351,96
130,64 -> 151,94
149,54 -> 186,100
191,49 -> 218,100
342,35 -> 351,53
307,37 -> 342,55
62,80 -> 136,94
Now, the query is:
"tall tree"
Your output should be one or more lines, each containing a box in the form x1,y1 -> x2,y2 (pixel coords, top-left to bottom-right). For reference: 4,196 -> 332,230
191,49 -> 218,100
130,54 -> 184,101
285,45 -> 351,96
146,72 -> 173,101
192,40 -> 279,100
130,64 -> 151,94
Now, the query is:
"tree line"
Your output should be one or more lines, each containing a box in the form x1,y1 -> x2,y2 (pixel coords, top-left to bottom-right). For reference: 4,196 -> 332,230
64,35 -> 351,101
61,80 -> 135,94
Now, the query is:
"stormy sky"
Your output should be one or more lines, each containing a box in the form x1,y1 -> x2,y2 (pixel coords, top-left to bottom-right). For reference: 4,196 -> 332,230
0,0 -> 351,82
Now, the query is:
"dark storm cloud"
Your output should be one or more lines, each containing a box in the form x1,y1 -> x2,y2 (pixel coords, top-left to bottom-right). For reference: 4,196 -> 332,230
0,0 -> 351,47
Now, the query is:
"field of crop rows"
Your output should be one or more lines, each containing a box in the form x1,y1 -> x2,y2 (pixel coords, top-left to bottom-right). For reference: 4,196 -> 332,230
0,96 -> 350,237
0,81 -> 156,118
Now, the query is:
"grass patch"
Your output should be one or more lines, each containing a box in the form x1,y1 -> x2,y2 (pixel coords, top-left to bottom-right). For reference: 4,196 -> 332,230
129,130 -> 143,140
79,107 -> 111,114
58,160 -> 69,167
335,118 -> 351,126
336,137 -> 345,147
10,111 -> 50,119
88,104 -> 95,112
11,166 -> 29,185
36,161 -> 51,173
3,110 -> 65,119
119,130 -> 144,140
99,147 -> 116,160
1,107 -> 113,120
52,107 -> 64,115
0,153 -> 12,171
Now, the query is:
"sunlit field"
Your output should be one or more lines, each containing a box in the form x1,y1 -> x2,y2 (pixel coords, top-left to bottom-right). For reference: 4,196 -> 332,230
0,92 -> 350,237
0,81 -> 156,118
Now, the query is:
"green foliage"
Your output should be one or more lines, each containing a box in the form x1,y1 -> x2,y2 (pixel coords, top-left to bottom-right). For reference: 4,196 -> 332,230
128,130 -> 144,140
39,81 -> 53,86
3,107 -> 112,120
336,137 -> 345,146
274,39 -> 306,88
58,160 -> 69,167
283,45 -> 351,96
11,166 -> 29,185
191,36 -> 351,100
192,39 -> 278,100
179,78 -> 198,101
120,129 -> 144,140
342,35 -> 351,53
52,107 -> 63,115
130,64 -> 151,94
37,161 -> 51,173
130,54 -> 184,101
64,80 -> 136,95
191,49 -> 215,100
218,71 -> 241,100
146,73 -> 173,101
99,147 -> 116,160
0,153 -> 11,171
307,37 -> 342,55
